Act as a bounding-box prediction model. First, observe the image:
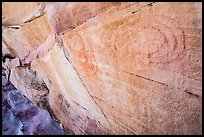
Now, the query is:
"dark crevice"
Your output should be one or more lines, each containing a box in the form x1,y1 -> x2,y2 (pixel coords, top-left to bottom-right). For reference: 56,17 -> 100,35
132,11 -> 136,14
55,33 -> 72,63
63,48 -> 71,63
113,45 -> 118,51
39,97 -> 61,124
132,2 -> 156,14
17,64 -> 31,68
184,90 -> 199,98
122,70 -> 168,87
48,79 -> 52,83
122,70 -> 200,99
62,125 -> 75,135
24,11 -> 46,24
147,3 -> 154,7
7,70 -> 11,82
3,26 -> 21,29
2,54 -> 15,62
30,80 -> 49,92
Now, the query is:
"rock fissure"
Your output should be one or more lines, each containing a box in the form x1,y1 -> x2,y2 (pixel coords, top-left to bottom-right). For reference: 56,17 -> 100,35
184,90 -> 200,98
3,26 -> 21,29
2,54 -> 15,62
63,48 -> 71,63
72,101 -> 87,111
71,63 -> 113,132
24,11 -> 46,24
2,2 -> 202,135
92,95 -> 133,117
131,2 -> 156,14
122,69 -> 201,98
121,70 -> 168,86
2,9 -> 46,27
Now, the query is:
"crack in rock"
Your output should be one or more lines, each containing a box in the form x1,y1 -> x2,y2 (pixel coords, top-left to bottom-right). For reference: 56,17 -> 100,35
63,54 -> 113,131
2,8 -> 46,28
24,11 -> 46,24
131,2 -> 156,14
121,70 -> 168,86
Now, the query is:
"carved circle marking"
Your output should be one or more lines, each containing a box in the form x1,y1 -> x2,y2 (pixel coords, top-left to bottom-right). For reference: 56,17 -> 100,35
111,14 -> 186,66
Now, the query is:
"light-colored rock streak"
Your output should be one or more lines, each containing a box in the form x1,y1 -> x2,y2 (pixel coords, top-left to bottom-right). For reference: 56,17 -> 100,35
63,48 -> 114,133
60,35 -> 114,130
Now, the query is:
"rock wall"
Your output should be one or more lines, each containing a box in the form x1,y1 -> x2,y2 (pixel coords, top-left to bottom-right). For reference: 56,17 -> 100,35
2,2 -> 202,135
2,75 -> 65,135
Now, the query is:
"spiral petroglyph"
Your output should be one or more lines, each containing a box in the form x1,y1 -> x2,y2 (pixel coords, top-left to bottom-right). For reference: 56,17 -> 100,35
109,14 -> 186,67
133,15 -> 185,64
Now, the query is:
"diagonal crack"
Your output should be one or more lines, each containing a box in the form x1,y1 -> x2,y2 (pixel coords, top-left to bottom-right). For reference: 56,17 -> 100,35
121,70 -> 168,87
58,36 -> 114,130
63,48 -> 71,63
92,95 -> 138,134
92,95 -> 133,117
60,40 -> 113,130
55,34 -> 72,63
72,100 -> 88,111
121,70 -> 200,98
2,10 -> 46,28
71,64 -> 113,129
131,2 -> 156,14
184,90 -> 200,98
24,11 -> 46,23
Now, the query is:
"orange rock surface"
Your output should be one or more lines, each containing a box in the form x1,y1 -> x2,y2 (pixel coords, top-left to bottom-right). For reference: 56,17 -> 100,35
2,2 -> 202,135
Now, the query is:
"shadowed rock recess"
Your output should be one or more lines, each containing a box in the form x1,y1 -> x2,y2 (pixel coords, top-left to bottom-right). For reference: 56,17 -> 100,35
2,2 -> 202,135
2,75 -> 66,135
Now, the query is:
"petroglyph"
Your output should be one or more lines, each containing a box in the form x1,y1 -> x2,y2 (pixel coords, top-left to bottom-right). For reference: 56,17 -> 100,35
131,14 -> 186,65
101,13 -> 186,69
68,34 -> 98,77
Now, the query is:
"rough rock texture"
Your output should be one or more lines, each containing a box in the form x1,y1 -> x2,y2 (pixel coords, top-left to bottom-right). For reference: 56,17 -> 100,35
2,75 -> 65,135
2,2 -> 202,135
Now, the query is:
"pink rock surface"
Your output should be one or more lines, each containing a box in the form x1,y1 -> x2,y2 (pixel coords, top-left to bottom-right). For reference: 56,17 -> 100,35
2,2 -> 202,135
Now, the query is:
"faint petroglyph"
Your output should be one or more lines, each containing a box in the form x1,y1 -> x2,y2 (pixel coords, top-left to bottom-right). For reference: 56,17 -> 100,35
69,34 -> 98,76
104,14 -> 186,69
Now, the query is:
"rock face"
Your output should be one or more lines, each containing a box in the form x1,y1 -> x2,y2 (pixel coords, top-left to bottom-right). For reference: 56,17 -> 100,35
2,75 -> 65,135
2,2 -> 202,135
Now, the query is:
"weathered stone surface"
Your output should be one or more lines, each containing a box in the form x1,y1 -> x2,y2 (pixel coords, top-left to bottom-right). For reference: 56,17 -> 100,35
9,66 -> 49,105
2,2 -> 202,135
44,2 -> 122,34
2,2 -> 43,26
2,75 -> 64,135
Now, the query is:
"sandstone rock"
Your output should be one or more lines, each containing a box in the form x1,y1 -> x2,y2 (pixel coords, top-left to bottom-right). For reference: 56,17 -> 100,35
2,2 -> 202,135
9,66 -> 49,105
2,76 -> 65,135
44,2 -> 122,34
2,2 -> 43,26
